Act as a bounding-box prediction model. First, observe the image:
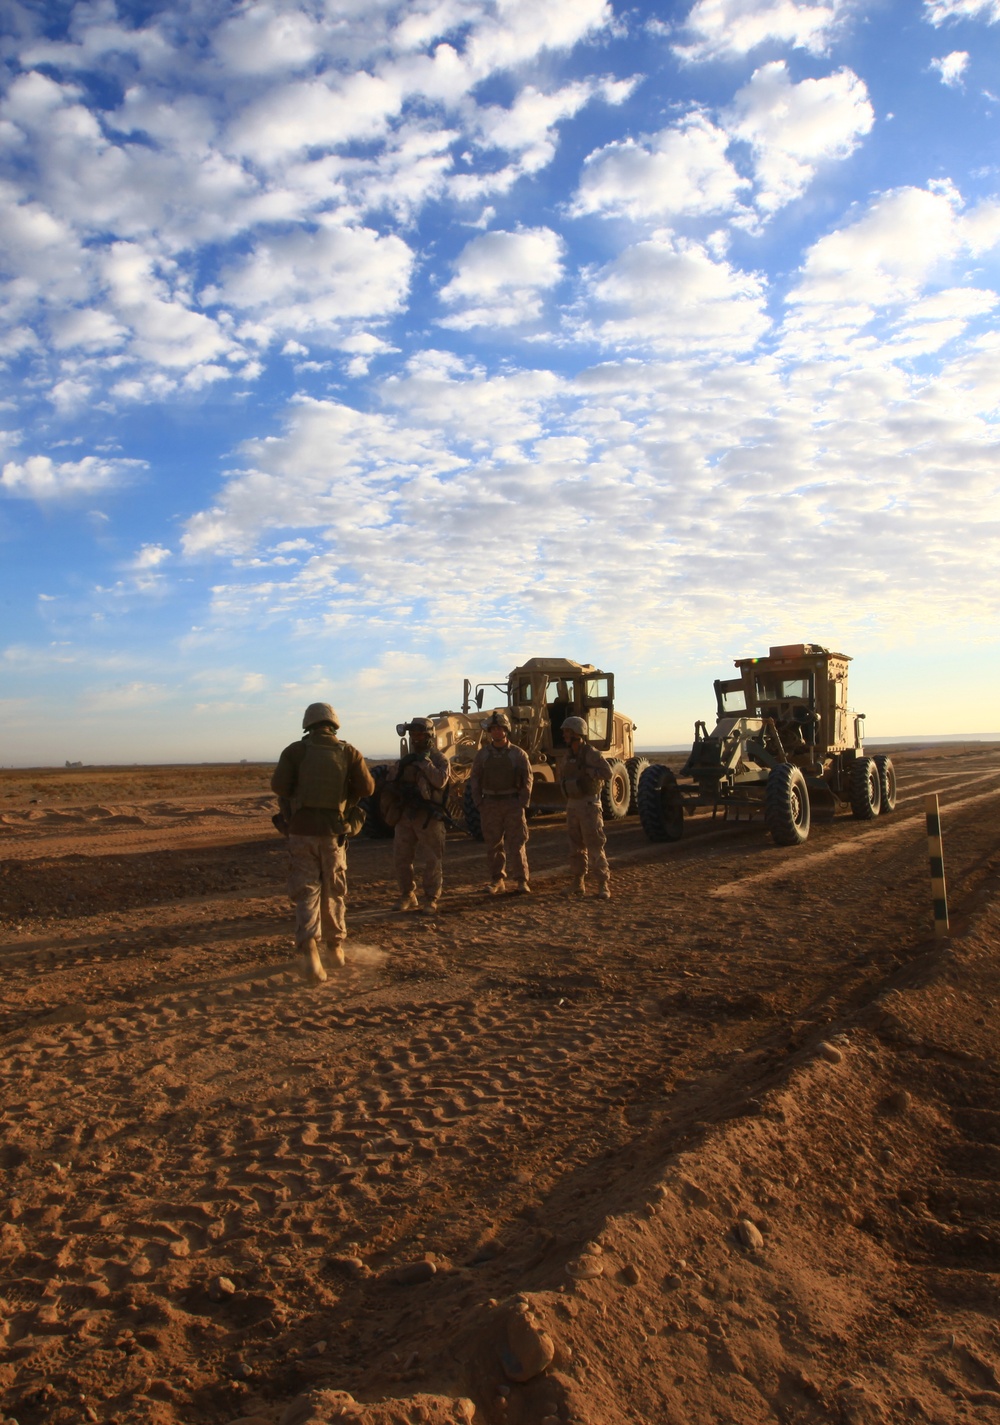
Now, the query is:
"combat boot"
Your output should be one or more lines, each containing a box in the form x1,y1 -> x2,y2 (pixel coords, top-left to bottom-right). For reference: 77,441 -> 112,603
566,876 -> 586,899
395,890 -> 419,912
302,938 -> 327,984
511,881 -> 530,895
419,899 -> 439,916
596,881 -> 611,901
484,879 -> 506,896
326,939 -> 346,967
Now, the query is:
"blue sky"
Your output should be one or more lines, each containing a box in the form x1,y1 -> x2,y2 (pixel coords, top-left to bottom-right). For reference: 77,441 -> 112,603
2,0 -> 999,764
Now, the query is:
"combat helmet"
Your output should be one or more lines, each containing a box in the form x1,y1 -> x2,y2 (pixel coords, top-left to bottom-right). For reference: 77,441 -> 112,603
562,715 -> 588,738
303,701 -> 339,730
484,710 -> 512,732
396,717 -> 435,736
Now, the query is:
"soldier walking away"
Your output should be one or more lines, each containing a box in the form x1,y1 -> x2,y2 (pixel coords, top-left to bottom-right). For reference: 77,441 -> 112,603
392,718 -> 451,915
469,711 -> 533,895
271,703 -> 375,984
560,715 -> 613,900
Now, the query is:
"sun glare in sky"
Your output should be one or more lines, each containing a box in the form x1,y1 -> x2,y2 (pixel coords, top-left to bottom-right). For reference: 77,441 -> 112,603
1,0 -> 999,763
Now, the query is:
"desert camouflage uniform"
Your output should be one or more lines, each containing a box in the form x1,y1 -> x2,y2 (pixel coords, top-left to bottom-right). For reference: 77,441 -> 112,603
561,743 -> 613,889
271,728 -> 374,953
393,748 -> 450,904
470,743 -> 533,887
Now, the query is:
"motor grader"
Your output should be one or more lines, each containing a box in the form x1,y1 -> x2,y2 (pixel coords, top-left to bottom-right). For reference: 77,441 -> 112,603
364,657 -> 643,837
637,643 -> 897,846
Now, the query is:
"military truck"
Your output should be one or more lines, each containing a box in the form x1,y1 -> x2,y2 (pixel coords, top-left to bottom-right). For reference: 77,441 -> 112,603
364,657 -> 643,837
637,643 -> 896,847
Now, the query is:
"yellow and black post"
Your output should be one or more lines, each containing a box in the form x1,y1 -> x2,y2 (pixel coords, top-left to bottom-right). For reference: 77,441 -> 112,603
924,793 -> 949,937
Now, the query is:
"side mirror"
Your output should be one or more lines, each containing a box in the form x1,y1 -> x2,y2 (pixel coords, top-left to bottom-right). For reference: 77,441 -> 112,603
395,723 -> 408,737
475,688 -> 484,709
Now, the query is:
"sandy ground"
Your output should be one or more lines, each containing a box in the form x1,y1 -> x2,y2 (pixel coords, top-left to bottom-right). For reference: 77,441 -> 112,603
2,745 -> 1000,1425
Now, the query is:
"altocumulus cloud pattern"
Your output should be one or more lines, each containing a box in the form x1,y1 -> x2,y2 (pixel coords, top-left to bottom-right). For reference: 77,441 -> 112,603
1,0 -> 999,761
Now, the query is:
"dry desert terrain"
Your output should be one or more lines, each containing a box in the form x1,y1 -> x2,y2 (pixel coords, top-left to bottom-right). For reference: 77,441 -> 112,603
2,745 -> 1000,1425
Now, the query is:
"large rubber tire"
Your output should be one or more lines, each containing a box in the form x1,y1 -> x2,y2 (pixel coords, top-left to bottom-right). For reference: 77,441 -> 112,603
361,764 -> 394,839
625,756 -> 649,816
601,760 -> 631,820
874,755 -> 897,813
637,763 -> 684,842
850,757 -> 882,820
463,781 -> 483,840
764,763 -> 811,846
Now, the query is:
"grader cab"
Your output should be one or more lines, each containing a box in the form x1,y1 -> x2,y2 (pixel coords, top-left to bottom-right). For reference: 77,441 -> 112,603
365,657 -> 642,838
638,643 -> 897,846
463,657 -> 643,831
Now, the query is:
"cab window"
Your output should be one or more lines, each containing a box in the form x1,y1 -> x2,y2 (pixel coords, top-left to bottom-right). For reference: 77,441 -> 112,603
587,707 -> 610,742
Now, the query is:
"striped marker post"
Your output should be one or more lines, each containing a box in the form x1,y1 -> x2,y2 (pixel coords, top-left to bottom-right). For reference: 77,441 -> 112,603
924,793 -> 949,937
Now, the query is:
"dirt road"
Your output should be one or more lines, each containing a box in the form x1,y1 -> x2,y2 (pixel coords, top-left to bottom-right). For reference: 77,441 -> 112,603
2,746 -> 999,1425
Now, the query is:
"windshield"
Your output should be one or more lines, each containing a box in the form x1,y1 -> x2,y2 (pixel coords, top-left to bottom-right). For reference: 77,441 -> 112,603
757,674 -> 812,701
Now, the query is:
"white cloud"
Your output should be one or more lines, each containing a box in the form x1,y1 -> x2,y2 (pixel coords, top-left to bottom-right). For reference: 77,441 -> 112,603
787,184 -> 1000,314
450,76 -> 635,202
209,221 -> 414,339
464,0 -> 613,73
0,327 -> 39,361
438,227 -> 565,328
723,62 -> 874,214
674,0 -> 846,63
227,72 -> 404,164
174,341 -> 1000,663
924,0 -> 1000,22
380,351 -> 562,445
51,307 -> 128,352
930,50 -> 970,84
181,359 -> 565,560
20,10 -> 172,71
132,543 -> 171,569
887,287 -> 998,357
1,454 -> 139,500
49,377 -> 93,413
0,1 -> 632,411
212,5 -> 322,75
579,238 -> 771,354
103,241 -> 236,369
572,113 -> 749,222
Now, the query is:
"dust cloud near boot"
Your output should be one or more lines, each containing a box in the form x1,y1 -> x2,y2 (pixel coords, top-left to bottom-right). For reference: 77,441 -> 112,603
302,937 -> 327,984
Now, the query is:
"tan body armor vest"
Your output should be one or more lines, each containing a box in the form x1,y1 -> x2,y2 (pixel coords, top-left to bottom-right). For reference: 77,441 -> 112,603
293,742 -> 349,811
480,747 -> 519,793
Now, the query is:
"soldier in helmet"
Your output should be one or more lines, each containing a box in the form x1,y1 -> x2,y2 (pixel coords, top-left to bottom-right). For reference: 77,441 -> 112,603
560,715 -> 613,900
392,717 -> 451,915
271,703 -> 375,984
469,711 -> 533,894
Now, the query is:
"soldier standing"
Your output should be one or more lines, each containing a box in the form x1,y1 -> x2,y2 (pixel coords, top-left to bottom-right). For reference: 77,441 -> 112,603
469,712 -> 533,894
271,703 -> 375,984
392,717 -> 451,915
560,715 -> 613,900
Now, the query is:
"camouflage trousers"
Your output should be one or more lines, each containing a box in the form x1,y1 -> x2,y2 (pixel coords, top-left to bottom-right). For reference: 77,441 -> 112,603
287,834 -> 348,951
480,798 -> 530,885
566,799 -> 609,884
394,814 -> 446,901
